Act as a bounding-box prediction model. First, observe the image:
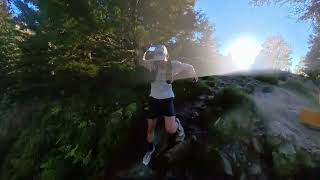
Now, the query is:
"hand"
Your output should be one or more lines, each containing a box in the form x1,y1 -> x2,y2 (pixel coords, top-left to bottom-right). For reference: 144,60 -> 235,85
193,76 -> 198,83
192,77 -> 198,87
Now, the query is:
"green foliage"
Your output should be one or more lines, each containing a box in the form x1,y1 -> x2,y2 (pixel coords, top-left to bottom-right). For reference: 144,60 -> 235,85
254,74 -> 279,85
2,0 -> 219,97
0,95 -> 139,180
213,86 -> 256,111
201,77 -> 218,87
0,0 -> 221,179
174,79 -> 211,103
96,103 -> 137,170
211,114 -> 253,142
209,102 -> 258,144
252,0 -> 320,79
282,79 -> 316,102
0,3 -> 22,91
205,86 -> 259,147
272,144 -> 315,178
305,32 -> 320,79
39,158 -> 65,180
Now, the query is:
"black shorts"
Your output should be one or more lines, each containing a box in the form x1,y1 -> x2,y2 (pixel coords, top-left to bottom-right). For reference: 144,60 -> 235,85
146,97 -> 175,119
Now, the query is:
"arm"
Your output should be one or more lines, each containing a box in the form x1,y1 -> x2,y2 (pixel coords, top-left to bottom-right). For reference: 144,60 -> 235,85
139,57 -> 153,71
172,61 -> 198,81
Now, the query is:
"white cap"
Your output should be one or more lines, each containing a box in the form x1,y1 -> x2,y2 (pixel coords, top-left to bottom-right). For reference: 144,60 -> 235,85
143,44 -> 169,62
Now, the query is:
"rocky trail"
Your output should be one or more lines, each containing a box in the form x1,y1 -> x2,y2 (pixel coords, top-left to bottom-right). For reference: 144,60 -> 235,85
114,74 -> 320,180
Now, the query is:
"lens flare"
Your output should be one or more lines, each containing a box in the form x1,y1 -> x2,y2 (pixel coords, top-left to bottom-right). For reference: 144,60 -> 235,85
226,37 -> 261,71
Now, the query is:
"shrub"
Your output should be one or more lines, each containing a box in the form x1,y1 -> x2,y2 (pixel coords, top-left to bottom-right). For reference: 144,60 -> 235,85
255,75 -> 278,85
0,94 -> 139,180
282,79 -> 316,102
213,86 -> 256,111
173,79 -> 211,103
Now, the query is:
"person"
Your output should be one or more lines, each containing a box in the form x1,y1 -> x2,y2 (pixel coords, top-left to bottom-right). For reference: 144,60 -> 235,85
140,44 -> 198,165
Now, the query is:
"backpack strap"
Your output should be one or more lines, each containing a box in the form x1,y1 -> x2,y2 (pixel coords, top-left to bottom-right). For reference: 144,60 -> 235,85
166,61 -> 173,84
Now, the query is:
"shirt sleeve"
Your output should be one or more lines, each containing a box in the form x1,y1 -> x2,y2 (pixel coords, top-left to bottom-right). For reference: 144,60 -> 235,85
171,60 -> 196,77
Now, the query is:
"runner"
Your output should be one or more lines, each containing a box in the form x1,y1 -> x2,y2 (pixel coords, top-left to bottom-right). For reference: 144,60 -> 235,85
140,44 -> 198,165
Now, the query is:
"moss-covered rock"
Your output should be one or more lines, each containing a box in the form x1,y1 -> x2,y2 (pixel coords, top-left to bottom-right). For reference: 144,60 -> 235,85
272,143 -> 316,178
254,74 -> 279,85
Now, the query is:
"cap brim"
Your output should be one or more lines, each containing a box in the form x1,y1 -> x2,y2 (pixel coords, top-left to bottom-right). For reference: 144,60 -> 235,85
150,55 -> 167,61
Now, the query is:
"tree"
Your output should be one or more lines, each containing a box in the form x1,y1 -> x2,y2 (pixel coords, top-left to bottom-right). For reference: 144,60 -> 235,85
7,0 -> 210,93
0,1 -> 222,179
305,29 -> 320,79
167,14 -> 220,77
0,1 -> 23,91
251,0 -> 320,23
252,35 -> 292,71
251,0 -> 320,77
295,56 -> 308,76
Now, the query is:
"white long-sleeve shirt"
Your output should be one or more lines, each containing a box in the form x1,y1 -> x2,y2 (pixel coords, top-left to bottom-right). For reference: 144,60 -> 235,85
140,60 -> 196,99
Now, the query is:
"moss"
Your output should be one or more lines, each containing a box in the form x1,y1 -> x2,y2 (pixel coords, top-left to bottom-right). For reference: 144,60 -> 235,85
213,86 -> 256,111
266,136 -> 285,148
272,144 -> 315,178
202,78 -> 217,87
254,75 -> 279,85
173,79 -> 211,103
282,79 -> 316,101
207,86 -> 259,145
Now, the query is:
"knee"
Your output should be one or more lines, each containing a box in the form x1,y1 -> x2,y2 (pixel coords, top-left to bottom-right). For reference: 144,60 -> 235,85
165,125 -> 176,134
147,127 -> 155,134
147,124 -> 156,133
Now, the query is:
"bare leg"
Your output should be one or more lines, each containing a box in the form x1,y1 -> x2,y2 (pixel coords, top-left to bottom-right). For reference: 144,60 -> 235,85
164,116 -> 177,134
165,116 -> 185,142
147,118 -> 157,143
142,118 -> 157,165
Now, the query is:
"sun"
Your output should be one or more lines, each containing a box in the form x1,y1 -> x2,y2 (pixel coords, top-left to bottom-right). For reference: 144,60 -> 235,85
226,37 -> 261,71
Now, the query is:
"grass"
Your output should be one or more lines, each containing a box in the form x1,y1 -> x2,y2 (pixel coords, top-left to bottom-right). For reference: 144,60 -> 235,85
282,79 -> 318,106
254,75 -> 279,85
213,86 -> 256,111
173,79 -> 211,104
206,86 -> 259,143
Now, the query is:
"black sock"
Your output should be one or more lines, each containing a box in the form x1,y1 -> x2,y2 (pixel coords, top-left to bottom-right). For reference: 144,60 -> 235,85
147,142 -> 154,151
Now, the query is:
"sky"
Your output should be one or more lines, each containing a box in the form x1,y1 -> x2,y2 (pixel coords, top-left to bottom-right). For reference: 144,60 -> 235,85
195,0 -> 314,71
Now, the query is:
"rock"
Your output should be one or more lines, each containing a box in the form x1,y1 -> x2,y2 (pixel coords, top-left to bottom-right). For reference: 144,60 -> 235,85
193,102 -> 207,110
163,139 -> 193,164
219,151 -> 233,176
116,163 -> 154,179
248,162 -> 262,176
165,170 -> 175,179
191,135 -> 198,143
240,173 -> 248,180
214,117 -> 222,127
208,95 -> 215,101
252,138 -> 264,153
262,86 -> 272,93
272,143 -> 300,177
278,143 -> 296,156
198,95 -> 207,100
266,135 -> 284,147
118,74 -> 320,179
191,111 -> 200,118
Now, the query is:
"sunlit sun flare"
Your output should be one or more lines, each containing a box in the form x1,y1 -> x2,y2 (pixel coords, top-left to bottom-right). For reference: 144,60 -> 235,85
226,37 -> 261,71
